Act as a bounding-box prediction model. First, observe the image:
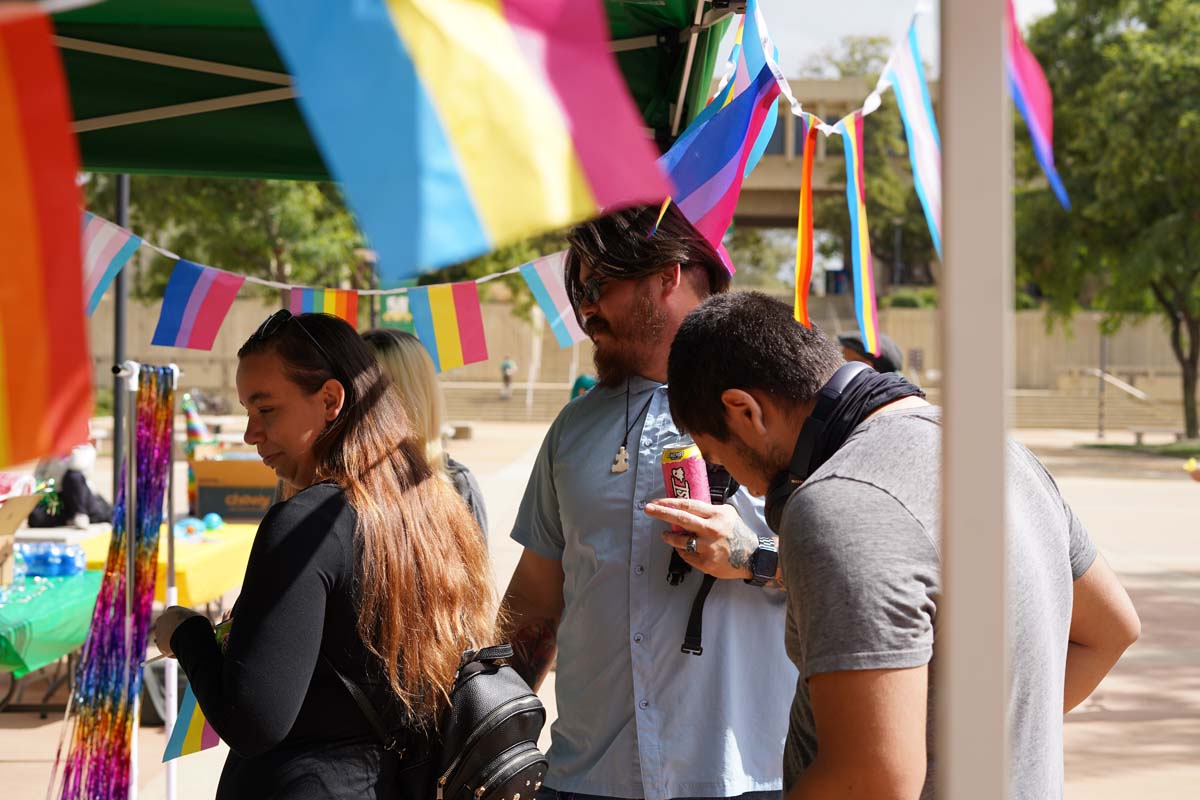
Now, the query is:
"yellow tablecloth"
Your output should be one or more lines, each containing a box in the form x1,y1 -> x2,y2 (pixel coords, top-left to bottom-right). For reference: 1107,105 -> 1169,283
80,524 -> 257,608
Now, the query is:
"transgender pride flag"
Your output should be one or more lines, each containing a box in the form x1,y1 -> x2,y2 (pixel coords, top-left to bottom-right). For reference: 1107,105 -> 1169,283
519,251 -> 586,349
881,17 -> 942,258
81,211 -> 142,316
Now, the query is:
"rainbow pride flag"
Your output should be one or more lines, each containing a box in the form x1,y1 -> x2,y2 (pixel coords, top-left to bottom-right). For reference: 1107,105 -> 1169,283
162,684 -> 220,762
882,17 -> 942,258
151,261 -> 246,351
0,6 -> 92,470
286,287 -> 359,326
793,114 -> 819,327
519,252 -> 587,349
1006,0 -> 1069,209
658,0 -> 782,248
408,282 -> 488,372
253,0 -> 670,283
839,111 -> 881,357
81,212 -> 142,316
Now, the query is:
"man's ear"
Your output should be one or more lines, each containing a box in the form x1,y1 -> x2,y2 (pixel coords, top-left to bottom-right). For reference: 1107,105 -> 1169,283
721,388 -> 767,439
659,262 -> 683,296
322,378 -> 346,422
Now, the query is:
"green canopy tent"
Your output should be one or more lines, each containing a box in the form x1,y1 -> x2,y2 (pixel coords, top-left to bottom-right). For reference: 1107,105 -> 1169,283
53,0 -> 735,178
49,0 -> 734,493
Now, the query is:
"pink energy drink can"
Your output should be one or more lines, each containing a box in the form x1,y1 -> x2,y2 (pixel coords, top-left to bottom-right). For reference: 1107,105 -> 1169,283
661,441 -> 710,532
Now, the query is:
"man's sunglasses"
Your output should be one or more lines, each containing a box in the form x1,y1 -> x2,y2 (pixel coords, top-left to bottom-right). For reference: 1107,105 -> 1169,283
251,309 -> 341,381
578,275 -> 611,306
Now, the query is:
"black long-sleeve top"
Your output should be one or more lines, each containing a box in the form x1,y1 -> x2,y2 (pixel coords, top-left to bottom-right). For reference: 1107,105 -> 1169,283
171,482 -> 418,799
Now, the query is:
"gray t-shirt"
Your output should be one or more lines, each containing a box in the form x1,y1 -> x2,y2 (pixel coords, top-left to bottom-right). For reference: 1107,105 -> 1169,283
779,406 -> 1096,800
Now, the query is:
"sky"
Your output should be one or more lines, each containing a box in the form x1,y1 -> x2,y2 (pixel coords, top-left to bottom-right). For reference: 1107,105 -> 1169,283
718,0 -> 1059,76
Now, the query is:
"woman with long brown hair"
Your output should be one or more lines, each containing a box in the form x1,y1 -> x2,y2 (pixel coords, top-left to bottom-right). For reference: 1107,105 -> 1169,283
154,311 -> 496,798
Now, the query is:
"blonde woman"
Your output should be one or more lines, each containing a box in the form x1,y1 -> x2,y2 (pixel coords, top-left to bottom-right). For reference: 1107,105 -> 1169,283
363,328 -> 488,538
154,311 -> 495,797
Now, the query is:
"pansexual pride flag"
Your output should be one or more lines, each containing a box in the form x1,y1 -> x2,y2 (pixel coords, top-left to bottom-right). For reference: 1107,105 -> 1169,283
151,261 -> 246,351
162,684 -> 220,762
81,212 -> 142,316
519,252 -> 587,349
286,287 -> 359,326
408,282 -> 488,372
883,18 -> 942,258
839,112 -> 881,357
0,6 -> 92,469
1006,0 -> 1070,209
658,0 -> 782,248
253,0 -> 670,283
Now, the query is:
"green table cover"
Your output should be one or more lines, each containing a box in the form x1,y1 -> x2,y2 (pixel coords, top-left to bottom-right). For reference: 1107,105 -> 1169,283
0,571 -> 102,680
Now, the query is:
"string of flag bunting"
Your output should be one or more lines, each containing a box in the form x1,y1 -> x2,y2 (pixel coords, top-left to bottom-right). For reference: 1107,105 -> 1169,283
75,0 -> 1068,369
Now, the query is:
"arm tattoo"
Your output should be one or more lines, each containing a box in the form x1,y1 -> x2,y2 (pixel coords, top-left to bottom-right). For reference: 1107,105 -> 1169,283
508,618 -> 558,691
726,519 -> 758,572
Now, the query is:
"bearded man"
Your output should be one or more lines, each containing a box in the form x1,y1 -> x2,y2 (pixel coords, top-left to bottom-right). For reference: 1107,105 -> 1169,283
501,204 -> 795,800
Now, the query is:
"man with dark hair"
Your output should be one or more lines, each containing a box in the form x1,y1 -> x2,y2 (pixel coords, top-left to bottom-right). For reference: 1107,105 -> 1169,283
838,330 -> 904,374
647,292 -> 1140,799
502,205 -> 794,800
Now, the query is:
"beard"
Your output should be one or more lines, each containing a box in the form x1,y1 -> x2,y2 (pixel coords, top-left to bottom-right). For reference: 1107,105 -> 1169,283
731,431 -> 791,490
586,284 -> 669,386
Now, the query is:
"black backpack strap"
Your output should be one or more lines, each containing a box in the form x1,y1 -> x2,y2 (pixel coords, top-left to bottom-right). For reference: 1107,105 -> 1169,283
319,651 -> 406,754
680,574 -> 717,655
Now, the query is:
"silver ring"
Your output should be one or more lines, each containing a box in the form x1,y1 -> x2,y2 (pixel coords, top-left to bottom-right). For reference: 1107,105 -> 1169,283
685,536 -> 698,554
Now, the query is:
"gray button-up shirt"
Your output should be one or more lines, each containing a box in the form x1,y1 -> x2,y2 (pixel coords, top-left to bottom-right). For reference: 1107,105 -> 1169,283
513,376 -> 796,800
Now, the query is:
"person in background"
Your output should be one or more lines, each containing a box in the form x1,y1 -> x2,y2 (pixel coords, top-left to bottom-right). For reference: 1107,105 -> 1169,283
28,442 -> 111,529
363,328 -> 488,538
569,372 -> 597,401
838,330 -> 905,374
656,292 -> 1140,800
500,354 -> 518,400
154,311 -> 496,799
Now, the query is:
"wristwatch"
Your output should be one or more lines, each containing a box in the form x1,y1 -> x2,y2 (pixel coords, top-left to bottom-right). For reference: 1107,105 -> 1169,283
744,536 -> 779,587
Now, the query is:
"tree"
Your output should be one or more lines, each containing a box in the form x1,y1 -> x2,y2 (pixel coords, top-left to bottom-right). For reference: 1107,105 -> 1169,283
84,175 -> 364,298
1016,0 -> 1200,437
801,37 -> 938,291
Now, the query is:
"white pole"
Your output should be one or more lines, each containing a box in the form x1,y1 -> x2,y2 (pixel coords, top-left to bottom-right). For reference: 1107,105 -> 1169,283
118,361 -> 140,800
526,306 -> 545,417
938,2 -> 1010,799
164,364 -> 180,800
568,342 -> 580,390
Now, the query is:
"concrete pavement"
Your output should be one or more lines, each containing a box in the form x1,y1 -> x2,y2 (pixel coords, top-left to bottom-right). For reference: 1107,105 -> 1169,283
2,423 -> 1195,798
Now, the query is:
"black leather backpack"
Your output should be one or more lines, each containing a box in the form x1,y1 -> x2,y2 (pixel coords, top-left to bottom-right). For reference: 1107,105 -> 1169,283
325,644 -> 548,799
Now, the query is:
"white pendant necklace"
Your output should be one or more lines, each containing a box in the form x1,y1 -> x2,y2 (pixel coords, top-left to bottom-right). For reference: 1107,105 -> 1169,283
613,379 -> 654,474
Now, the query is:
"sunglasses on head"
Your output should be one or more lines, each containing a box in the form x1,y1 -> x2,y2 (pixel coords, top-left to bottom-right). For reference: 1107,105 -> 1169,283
251,309 -> 340,380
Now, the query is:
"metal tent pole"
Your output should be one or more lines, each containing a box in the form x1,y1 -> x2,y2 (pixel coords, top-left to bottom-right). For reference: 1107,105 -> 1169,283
112,175 -> 130,502
938,1 -> 1010,798
164,364 -> 180,800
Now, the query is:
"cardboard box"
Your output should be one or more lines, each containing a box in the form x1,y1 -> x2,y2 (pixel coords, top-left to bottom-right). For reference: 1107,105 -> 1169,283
0,495 -> 41,586
191,450 -> 278,522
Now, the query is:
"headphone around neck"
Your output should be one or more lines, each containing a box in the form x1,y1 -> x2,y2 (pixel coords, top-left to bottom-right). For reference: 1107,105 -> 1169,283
763,361 -> 871,533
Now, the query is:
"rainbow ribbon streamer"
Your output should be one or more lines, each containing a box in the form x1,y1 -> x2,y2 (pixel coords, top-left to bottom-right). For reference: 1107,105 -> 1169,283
163,683 -> 221,762
0,5 -> 92,470
1005,0 -> 1069,209
793,114 -> 819,327
657,0 -> 783,250
56,367 -> 174,800
287,286 -> 359,326
253,0 -> 670,283
82,212 -> 142,316
882,17 -> 942,258
519,252 -> 587,349
151,261 -> 246,351
408,282 -> 489,372
839,111 -> 881,357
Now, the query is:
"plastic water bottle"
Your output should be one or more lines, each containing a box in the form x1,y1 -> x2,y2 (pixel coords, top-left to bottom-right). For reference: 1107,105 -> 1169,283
11,550 -> 27,584
46,544 -> 64,577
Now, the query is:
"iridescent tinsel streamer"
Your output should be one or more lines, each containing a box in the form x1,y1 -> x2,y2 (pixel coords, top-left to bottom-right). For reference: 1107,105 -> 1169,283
53,367 -> 174,800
